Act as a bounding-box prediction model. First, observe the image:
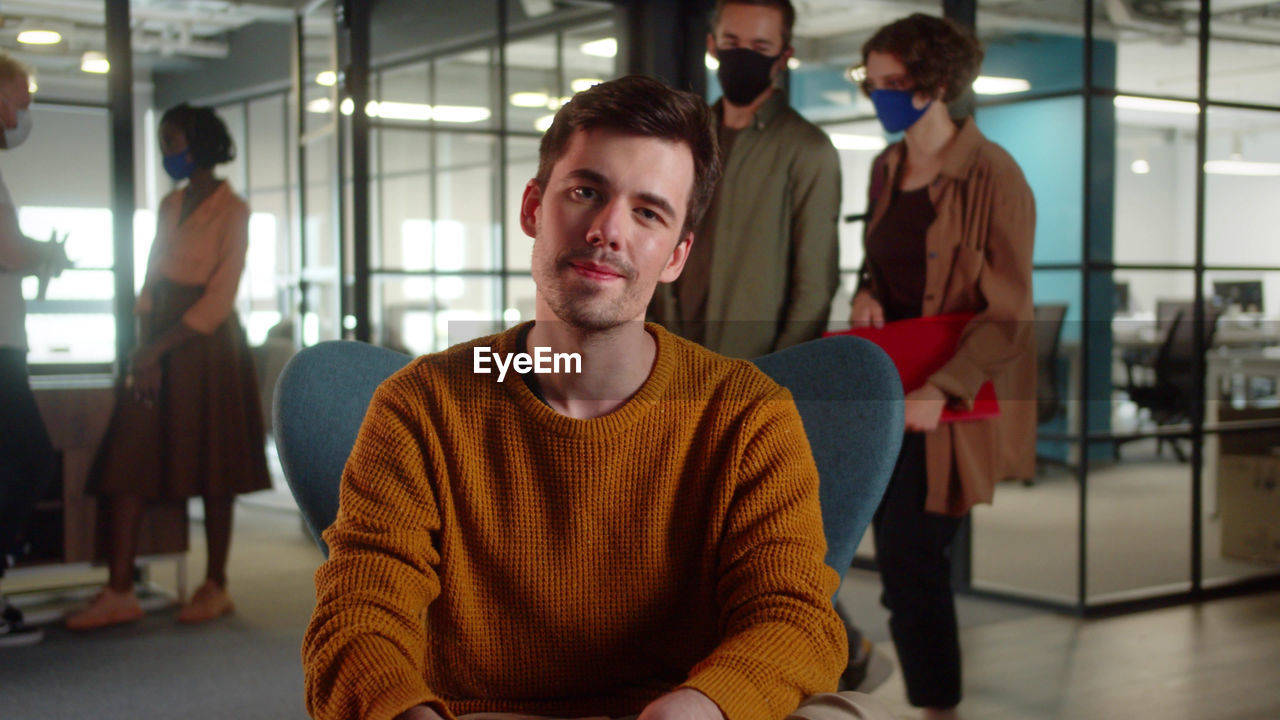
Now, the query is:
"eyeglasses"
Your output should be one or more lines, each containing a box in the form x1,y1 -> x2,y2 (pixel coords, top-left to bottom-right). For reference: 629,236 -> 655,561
845,64 -> 916,95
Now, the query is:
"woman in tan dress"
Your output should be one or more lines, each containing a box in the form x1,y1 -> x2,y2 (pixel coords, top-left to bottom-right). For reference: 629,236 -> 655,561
67,103 -> 270,630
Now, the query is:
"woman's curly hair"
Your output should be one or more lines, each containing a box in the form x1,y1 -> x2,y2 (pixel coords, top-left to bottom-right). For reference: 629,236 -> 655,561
160,102 -> 236,168
860,14 -> 984,104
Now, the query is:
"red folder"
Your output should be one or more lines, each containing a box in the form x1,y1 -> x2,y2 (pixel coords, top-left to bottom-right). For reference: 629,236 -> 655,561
826,313 -> 999,422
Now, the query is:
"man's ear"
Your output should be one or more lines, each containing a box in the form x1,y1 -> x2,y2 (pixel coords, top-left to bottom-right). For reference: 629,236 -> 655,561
706,34 -> 717,59
519,179 -> 542,239
772,46 -> 794,81
658,231 -> 695,283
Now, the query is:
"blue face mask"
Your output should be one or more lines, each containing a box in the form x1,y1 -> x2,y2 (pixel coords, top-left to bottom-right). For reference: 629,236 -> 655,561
870,89 -> 932,134
162,149 -> 197,180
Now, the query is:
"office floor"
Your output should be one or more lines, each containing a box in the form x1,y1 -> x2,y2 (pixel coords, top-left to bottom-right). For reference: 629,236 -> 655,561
3,498 -> 1279,718
839,570 -> 1280,720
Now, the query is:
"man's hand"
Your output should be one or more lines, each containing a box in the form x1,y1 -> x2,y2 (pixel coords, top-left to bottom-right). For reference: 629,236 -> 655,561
849,290 -> 885,329
394,705 -> 446,720
637,688 -> 724,720
903,383 -> 947,432
44,231 -> 71,276
34,232 -> 71,301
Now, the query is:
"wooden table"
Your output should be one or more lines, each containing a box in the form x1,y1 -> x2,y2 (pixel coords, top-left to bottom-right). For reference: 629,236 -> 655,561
12,375 -> 188,598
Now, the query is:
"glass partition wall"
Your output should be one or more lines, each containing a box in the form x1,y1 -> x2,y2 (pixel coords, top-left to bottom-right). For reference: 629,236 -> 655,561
792,0 -> 1280,614
364,2 -> 619,355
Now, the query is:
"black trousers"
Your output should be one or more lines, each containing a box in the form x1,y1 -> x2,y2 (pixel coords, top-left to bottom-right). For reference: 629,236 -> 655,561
872,432 -> 963,709
0,348 -> 57,578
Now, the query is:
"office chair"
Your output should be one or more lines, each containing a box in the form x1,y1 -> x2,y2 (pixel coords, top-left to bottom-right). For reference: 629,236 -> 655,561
1025,303 -> 1069,484
273,334 -> 904,584
1123,301 -> 1224,462
1034,304 -> 1069,427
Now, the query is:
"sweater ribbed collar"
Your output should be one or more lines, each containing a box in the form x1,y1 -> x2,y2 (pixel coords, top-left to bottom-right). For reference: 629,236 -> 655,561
494,321 -> 678,439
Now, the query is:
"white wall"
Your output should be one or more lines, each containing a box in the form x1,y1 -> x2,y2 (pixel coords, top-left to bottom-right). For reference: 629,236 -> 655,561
1114,123 -> 1280,318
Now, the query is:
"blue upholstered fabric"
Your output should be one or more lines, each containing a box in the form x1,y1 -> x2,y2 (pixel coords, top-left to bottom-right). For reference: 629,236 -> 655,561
274,335 -> 903,577
272,341 -> 411,554
751,335 -> 904,581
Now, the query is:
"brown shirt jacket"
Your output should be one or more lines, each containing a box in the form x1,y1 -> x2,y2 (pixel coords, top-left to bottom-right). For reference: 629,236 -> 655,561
860,117 -> 1037,516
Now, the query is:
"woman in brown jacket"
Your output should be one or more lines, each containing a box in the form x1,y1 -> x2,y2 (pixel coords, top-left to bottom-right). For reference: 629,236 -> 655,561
847,15 -> 1036,719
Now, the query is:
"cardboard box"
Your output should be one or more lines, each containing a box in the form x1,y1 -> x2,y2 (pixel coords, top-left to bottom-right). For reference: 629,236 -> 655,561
1219,450 -> 1280,564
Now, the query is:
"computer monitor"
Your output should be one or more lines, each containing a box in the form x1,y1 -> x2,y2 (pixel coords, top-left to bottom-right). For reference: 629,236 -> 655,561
1113,281 -> 1131,314
1212,280 -> 1264,313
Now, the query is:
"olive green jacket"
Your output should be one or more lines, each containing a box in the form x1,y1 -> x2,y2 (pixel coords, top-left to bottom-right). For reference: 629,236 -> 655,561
652,92 -> 841,359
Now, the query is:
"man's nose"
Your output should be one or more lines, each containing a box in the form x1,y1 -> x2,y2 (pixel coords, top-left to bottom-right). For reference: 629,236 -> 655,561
585,198 -> 626,250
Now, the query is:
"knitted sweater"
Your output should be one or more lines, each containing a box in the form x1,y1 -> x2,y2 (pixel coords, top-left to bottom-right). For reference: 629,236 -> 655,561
302,323 -> 845,720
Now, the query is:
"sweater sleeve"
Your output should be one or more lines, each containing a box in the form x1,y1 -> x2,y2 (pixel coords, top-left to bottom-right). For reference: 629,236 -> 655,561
302,377 -> 453,720
180,200 -> 249,334
681,387 -> 846,720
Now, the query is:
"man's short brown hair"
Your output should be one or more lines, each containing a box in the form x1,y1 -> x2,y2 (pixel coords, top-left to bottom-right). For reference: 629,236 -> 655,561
860,14 -> 984,104
536,75 -> 720,237
711,0 -> 797,49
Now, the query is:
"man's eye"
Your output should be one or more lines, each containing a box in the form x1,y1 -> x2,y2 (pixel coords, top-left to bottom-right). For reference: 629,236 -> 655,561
637,208 -> 659,222
572,187 -> 598,200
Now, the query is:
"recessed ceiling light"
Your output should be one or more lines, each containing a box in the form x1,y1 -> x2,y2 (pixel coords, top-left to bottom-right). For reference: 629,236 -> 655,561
18,30 -> 62,45
828,133 -> 887,151
510,91 -> 550,108
1204,160 -> 1280,176
535,113 -> 555,132
316,71 -> 337,87
705,53 -> 719,71
1114,95 -> 1199,115
787,57 -> 801,70
81,51 -> 110,74
580,38 -> 617,58
1130,159 -> 1151,175
369,101 -> 433,122
972,75 -> 1030,95
433,105 -> 491,124
570,78 -> 601,93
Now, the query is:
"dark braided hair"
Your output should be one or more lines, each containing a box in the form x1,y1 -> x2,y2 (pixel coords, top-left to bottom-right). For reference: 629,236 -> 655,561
160,102 -> 235,167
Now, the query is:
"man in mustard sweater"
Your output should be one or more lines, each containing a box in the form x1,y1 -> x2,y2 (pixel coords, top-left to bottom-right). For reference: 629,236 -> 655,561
302,76 -> 891,720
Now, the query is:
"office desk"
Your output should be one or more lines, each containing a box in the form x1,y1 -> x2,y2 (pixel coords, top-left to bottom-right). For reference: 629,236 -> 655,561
1112,315 -> 1279,352
1204,348 -> 1280,509
12,376 -> 189,598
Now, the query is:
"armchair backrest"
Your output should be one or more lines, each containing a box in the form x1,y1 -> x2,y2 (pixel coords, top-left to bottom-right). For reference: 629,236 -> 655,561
274,335 -> 903,582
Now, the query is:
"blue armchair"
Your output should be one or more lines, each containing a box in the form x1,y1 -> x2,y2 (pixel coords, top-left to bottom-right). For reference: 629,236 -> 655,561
273,334 -> 903,583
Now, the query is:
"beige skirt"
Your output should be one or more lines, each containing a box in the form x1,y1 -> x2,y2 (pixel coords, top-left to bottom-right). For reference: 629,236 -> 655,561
90,279 -> 271,500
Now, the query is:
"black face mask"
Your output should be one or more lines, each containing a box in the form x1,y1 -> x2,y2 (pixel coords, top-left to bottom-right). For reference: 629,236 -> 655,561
715,47 -> 780,106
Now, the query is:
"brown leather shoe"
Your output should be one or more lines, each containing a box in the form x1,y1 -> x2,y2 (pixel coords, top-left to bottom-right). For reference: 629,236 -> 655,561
177,581 -> 235,624
65,588 -> 144,631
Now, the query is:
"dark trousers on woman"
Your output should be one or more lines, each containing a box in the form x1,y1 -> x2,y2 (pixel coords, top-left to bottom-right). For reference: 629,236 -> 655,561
872,432 -> 963,709
0,348 -> 57,578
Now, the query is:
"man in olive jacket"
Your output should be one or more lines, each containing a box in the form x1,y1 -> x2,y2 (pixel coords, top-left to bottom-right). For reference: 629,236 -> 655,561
651,0 -> 841,358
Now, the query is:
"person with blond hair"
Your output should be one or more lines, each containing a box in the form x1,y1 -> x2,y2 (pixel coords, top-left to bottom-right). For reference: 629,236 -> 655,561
0,52 -> 70,647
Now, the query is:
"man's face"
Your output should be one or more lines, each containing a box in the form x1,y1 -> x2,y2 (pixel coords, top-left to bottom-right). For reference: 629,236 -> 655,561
0,75 -> 31,147
521,128 -> 695,331
708,3 -> 791,68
